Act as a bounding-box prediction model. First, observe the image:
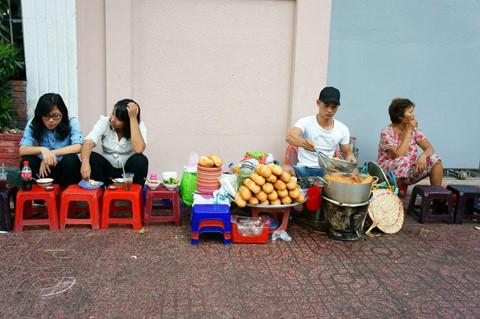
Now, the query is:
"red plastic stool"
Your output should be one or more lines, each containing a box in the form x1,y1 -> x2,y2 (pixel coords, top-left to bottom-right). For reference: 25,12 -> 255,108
191,220 -> 232,243
101,184 -> 143,230
59,185 -> 103,230
14,184 -> 61,231
144,186 -> 181,226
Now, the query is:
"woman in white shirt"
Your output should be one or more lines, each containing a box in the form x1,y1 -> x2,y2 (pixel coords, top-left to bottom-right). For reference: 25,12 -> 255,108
80,99 -> 148,185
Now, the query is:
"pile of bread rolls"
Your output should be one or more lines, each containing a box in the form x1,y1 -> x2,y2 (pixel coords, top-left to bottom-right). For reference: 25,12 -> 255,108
235,163 -> 305,208
198,155 -> 223,168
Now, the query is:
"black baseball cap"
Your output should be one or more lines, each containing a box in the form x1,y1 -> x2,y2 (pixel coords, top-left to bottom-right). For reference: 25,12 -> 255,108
319,86 -> 340,105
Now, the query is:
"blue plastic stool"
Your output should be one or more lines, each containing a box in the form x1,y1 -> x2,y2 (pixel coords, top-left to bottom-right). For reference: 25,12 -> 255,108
191,204 -> 231,245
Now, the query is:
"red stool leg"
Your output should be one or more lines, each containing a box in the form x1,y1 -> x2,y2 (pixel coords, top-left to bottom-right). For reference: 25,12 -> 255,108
46,197 -> 59,231
88,196 -> 100,230
14,198 -> 25,232
59,197 -> 71,230
24,201 -> 33,219
131,197 -> 142,230
278,208 -> 291,231
144,192 -> 153,226
173,193 -> 181,226
101,195 -> 111,229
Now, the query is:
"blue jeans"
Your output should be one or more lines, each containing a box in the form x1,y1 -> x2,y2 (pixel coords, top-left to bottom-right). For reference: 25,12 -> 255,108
292,166 -> 325,177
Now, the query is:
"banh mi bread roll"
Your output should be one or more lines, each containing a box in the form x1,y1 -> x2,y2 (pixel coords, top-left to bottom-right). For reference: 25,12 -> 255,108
267,190 -> 278,201
250,172 -> 266,186
274,180 -> 287,191
243,178 -> 261,194
208,155 -> 223,167
239,185 -> 252,200
255,191 -> 268,202
289,189 -> 300,199
286,180 -> 297,190
270,164 -> 283,176
270,199 -> 281,205
260,200 -> 269,206
295,192 -> 305,202
199,156 -> 214,167
281,196 -> 292,205
255,164 -> 272,178
280,171 -> 291,183
248,197 -> 259,205
262,182 -> 274,194
277,189 -> 289,198
266,174 -> 277,183
235,193 -> 246,208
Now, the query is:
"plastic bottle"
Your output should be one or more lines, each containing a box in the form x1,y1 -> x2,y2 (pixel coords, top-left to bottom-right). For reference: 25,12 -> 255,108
237,160 -> 256,189
21,161 -> 32,191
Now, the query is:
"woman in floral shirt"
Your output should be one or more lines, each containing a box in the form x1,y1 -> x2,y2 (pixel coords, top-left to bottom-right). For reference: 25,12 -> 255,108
377,98 -> 443,186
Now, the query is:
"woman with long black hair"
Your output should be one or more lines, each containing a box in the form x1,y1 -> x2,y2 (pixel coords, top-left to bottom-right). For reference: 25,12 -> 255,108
80,99 -> 148,185
19,93 -> 83,187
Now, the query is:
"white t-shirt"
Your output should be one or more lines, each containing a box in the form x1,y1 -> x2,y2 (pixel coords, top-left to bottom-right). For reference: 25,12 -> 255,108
294,116 -> 350,167
85,116 -> 148,168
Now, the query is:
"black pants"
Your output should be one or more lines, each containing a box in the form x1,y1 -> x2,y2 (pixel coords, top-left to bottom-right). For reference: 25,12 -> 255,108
89,152 -> 148,185
20,154 -> 82,188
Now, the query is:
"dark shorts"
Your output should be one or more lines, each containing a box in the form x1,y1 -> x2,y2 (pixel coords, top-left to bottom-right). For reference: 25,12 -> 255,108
292,166 -> 325,178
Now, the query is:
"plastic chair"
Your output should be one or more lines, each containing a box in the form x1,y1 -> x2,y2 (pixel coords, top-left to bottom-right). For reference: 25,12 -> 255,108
284,145 -> 298,165
59,185 -> 103,230
101,184 -> 143,230
14,184 -> 61,231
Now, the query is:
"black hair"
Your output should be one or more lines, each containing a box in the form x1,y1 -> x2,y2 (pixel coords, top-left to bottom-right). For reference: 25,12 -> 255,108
113,99 -> 141,139
30,93 -> 71,141
389,98 -> 415,124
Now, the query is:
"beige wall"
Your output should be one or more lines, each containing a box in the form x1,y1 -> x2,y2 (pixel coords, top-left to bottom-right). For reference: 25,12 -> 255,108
76,0 -> 106,136
77,0 -> 332,174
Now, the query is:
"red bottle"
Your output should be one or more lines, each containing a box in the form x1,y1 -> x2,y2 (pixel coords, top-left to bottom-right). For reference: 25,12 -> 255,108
21,160 -> 32,191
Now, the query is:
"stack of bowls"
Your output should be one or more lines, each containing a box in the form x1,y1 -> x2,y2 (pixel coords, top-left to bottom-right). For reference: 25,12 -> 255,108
196,164 -> 222,194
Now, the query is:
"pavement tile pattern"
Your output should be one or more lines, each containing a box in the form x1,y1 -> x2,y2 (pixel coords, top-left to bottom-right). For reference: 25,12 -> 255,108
0,210 -> 479,319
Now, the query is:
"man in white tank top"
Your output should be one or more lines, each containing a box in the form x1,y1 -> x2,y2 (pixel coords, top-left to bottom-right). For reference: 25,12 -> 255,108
284,86 -> 356,178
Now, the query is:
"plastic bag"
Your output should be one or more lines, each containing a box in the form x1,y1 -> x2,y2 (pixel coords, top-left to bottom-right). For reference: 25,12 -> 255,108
180,171 -> 197,206
220,174 -> 237,198
272,230 -> 292,242
185,151 -> 199,173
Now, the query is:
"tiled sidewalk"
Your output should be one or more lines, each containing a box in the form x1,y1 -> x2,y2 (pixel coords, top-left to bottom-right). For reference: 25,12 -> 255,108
0,207 -> 479,319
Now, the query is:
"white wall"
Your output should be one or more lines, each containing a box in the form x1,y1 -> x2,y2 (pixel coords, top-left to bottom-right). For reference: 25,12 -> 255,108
21,0 -> 78,118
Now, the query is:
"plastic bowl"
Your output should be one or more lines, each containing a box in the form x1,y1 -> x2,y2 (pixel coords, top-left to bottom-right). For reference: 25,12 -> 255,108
147,181 -> 161,190
36,178 -> 54,187
112,178 -> 124,188
164,183 -> 179,190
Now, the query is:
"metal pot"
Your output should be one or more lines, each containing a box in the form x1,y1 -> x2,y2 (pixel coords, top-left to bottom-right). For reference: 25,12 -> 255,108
319,173 -> 377,204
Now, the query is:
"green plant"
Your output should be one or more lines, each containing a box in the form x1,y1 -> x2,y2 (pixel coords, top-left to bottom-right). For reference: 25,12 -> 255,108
0,40 -> 23,129
0,0 -> 11,43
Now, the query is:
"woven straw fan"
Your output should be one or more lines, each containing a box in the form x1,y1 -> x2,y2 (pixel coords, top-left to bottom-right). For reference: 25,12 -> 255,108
366,189 -> 404,237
